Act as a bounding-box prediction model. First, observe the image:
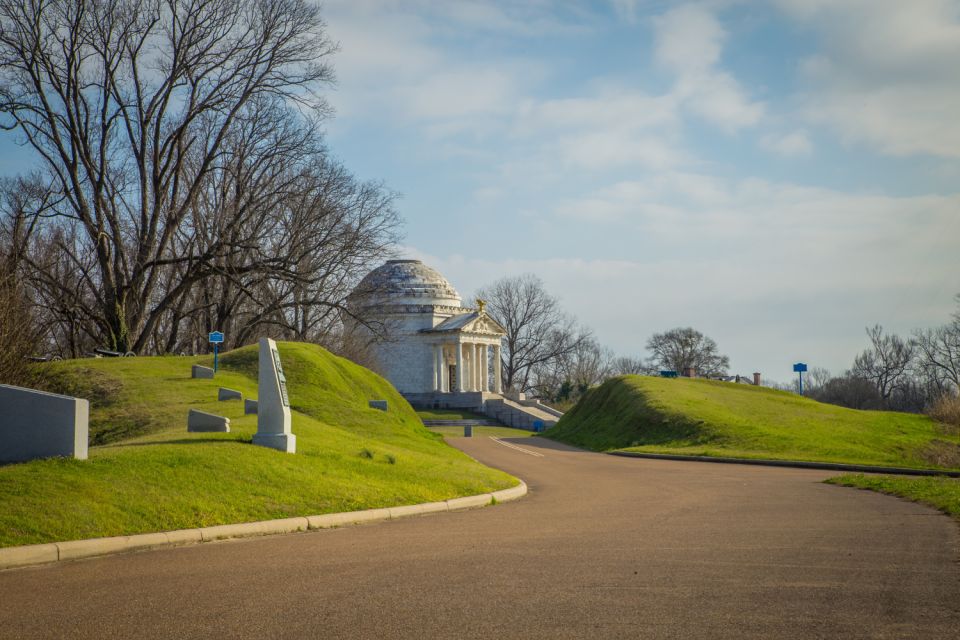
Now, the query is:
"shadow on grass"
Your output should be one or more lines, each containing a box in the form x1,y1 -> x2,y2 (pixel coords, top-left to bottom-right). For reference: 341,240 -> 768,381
102,437 -> 252,449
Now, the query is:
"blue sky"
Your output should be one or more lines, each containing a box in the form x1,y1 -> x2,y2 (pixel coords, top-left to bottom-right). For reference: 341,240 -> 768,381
314,0 -> 960,383
2,0 -> 958,383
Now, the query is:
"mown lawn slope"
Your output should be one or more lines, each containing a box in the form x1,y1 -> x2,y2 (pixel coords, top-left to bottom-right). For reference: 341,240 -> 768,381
0,343 -> 515,547
545,375 -> 960,470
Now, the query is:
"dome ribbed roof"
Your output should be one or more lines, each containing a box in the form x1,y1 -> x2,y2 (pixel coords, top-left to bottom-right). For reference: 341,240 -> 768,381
350,260 -> 462,308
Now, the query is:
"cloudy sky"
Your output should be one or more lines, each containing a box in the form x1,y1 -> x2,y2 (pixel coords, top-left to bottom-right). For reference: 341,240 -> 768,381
314,0 -> 960,383
1,1 -> 955,382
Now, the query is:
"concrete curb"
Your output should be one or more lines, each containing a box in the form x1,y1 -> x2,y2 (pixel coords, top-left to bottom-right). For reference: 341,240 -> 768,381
0,481 -> 527,571
609,451 -> 960,477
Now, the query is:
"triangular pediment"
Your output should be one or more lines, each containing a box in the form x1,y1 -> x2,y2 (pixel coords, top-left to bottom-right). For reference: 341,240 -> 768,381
422,310 -> 506,336
460,312 -> 506,336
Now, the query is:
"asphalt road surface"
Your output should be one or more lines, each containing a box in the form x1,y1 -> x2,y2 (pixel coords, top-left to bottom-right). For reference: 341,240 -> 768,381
2,437 -> 959,639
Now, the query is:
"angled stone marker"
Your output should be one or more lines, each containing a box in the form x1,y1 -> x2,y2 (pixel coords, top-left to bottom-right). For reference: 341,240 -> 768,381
191,365 -> 214,379
369,400 -> 388,411
244,399 -> 258,415
217,387 -> 242,401
253,338 -> 296,453
187,409 -> 230,433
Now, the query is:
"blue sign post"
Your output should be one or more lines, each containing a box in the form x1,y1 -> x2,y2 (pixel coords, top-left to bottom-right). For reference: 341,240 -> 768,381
793,362 -> 808,395
209,331 -> 225,373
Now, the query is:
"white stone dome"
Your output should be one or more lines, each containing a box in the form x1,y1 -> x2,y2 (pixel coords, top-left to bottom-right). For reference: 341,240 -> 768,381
350,260 -> 462,309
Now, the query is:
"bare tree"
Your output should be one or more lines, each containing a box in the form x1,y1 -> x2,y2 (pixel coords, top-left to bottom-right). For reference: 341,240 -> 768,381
0,265 -> 41,384
0,0 -> 336,352
804,366 -> 833,394
608,355 -> 654,376
852,325 -> 916,403
810,372 -> 883,410
533,337 -> 612,400
913,319 -> 960,397
646,327 -> 730,377
476,274 -> 592,393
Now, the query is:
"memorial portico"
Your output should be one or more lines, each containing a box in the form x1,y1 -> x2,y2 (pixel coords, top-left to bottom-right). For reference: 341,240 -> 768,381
427,324 -> 504,394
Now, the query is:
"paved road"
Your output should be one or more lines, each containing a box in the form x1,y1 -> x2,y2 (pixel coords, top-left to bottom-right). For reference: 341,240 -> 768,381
2,437 -> 959,638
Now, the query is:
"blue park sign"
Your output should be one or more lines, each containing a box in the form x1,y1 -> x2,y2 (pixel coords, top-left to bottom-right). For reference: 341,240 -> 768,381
209,331 -> 225,373
793,362 -> 808,395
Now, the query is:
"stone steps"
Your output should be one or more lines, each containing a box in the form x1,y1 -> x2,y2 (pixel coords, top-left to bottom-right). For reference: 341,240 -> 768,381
483,397 -> 559,431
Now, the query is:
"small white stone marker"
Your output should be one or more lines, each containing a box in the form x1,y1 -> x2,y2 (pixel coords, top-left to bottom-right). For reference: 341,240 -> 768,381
252,338 -> 296,453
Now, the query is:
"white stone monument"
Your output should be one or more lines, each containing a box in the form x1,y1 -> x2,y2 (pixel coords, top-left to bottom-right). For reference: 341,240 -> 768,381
253,338 -> 296,453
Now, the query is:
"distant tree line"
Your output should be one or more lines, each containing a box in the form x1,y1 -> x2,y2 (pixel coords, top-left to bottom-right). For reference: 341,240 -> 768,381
0,0 -> 399,383
799,297 -> 960,415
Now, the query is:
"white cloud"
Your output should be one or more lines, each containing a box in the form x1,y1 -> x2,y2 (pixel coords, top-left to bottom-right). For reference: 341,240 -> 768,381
652,4 -> 765,132
515,92 -> 678,133
395,69 -> 519,121
654,4 -> 725,73
324,1 -> 542,128
673,71 -> 764,131
511,90 -> 687,170
759,130 -> 813,156
777,0 -> 960,157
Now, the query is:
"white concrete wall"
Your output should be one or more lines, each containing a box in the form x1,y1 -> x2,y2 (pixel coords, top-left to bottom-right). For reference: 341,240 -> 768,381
0,384 -> 89,463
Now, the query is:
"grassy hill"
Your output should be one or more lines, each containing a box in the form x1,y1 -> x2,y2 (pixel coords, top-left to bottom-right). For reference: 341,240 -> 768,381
0,343 -> 516,547
545,375 -> 960,470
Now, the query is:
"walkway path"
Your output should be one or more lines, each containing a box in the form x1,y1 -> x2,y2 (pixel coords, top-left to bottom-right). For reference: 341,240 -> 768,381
1,437 -> 958,638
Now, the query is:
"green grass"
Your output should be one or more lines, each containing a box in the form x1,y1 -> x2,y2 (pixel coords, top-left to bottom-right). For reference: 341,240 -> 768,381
545,375 -> 960,470
827,474 -> 960,520
0,343 -> 516,547
427,426 -> 535,439
416,409 -> 490,421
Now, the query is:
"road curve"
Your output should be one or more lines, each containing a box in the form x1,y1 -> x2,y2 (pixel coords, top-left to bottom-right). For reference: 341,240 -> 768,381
1,436 -> 959,638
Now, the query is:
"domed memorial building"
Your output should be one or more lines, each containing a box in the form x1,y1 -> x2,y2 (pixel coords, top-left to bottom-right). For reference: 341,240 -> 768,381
345,260 -> 506,400
345,259 -> 562,428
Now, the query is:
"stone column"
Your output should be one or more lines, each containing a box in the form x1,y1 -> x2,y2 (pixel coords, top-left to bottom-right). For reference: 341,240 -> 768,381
455,342 -> 464,392
473,344 -> 480,392
493,344 -> 502,394
445,347 -> 452,392
481,344 -> 489,392
466,343 -> 475,392
436,346 -> 445,392
476,344 -> 483,391
440,346 -> 448,392
253,337 -> 296,453
431,345 -> 440,392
